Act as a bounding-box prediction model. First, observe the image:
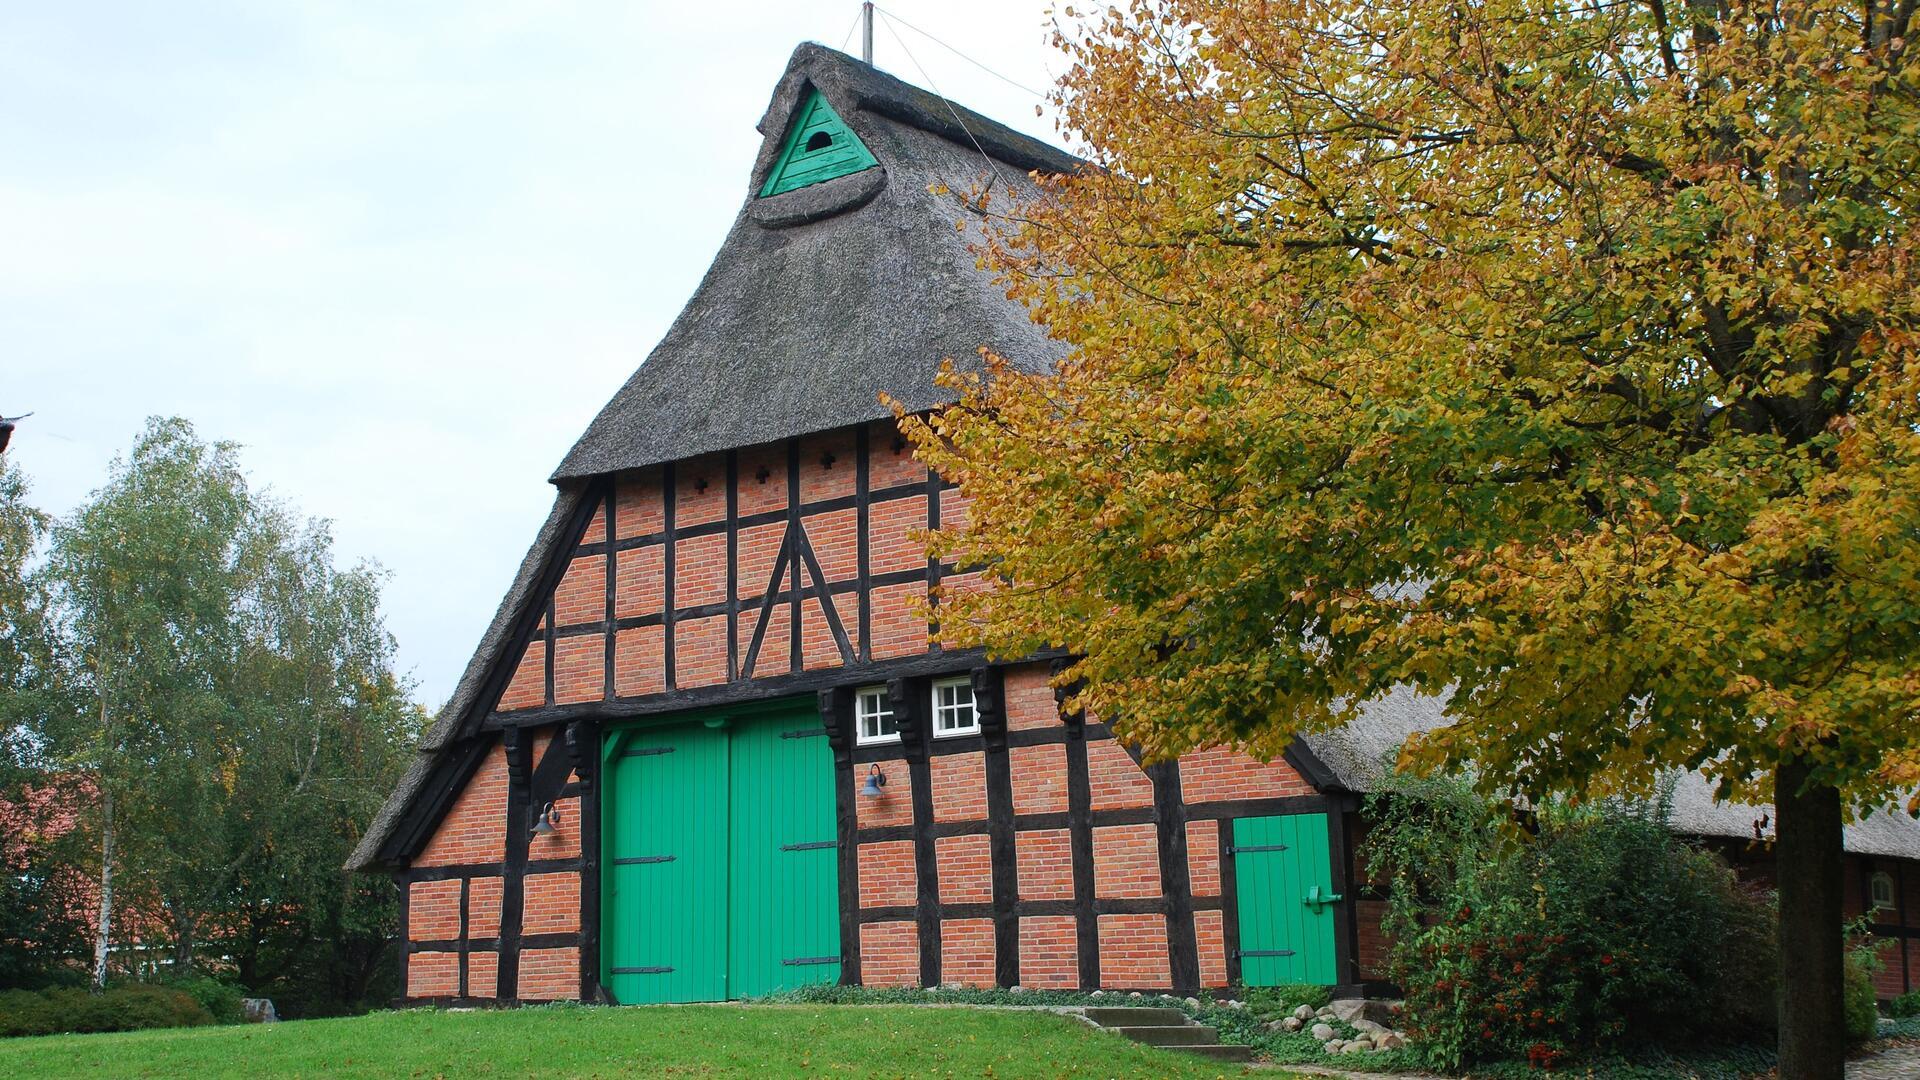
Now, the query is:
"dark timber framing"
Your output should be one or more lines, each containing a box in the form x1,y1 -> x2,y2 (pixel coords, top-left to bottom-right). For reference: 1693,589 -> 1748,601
888,676 -> 942,987
975,666 -> 1019,987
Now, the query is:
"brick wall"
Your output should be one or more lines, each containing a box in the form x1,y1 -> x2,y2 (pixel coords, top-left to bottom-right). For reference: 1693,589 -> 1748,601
935,834 -> 992,905
930,753 -> 987,823
858,840 -> 917,907
1092,824 -> 1161,898
1015,829 -> 1073,901
1018,916 -> 1078,989
523,873 -> 581,934
1195,909 -> 1228,989
860,921 -> 919,987
415,744 -> 507,866
519,947 -> 581,1001
1008,744 -> 1067,815
407,880 -> 460,941
1098,913 -> 1170,989
407,951 -> 457,998
1086,738 -> 1156,811
941,919 -> 996,988
1179,747 -> 1312,802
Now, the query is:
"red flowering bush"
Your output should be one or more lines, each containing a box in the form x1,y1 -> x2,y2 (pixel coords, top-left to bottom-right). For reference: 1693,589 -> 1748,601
1367,775 -> 1778,1071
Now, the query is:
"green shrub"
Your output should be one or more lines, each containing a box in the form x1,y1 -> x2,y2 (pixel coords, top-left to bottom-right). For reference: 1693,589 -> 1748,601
1844,943 -> 1882,1046
1366,774 -> 1780,1071
0,985 -> 212,1038
1241,983 -> 1330,1021
156,974 -> 245,1024
1889,989 -> 1920,1019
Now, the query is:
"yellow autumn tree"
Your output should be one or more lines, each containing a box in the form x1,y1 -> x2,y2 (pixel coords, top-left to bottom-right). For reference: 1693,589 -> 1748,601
903,2 -> 1919,1074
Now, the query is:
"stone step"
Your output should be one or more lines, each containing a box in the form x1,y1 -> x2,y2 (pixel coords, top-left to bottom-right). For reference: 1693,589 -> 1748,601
1170,1043 -> 1255,1062
1112,1024 -> 1219,1047
1081,1007 -> 1190,1027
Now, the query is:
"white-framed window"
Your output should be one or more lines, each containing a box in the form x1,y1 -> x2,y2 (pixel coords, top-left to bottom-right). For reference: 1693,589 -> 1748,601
931,676 -> 979,737
855,685 -> 899,745
1870,871 -> 1896,912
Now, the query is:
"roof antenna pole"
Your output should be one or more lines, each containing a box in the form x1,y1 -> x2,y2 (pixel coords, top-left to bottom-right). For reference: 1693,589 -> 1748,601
861,2 -> 874,64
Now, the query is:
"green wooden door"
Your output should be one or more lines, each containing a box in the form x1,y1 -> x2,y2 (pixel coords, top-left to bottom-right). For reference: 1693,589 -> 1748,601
604,722 -> 729,1003
1231,814 -> 1338,986
726,712 -> 841,996
601,700 -> 840,1002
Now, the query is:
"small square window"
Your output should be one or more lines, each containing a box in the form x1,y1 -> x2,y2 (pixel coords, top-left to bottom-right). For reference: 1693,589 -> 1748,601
855,686 -> 898,745
1870,872 -> 1896,912
931,677 -> 978,738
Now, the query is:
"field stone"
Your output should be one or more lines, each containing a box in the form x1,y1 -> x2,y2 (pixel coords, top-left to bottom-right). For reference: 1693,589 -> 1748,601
1350,1018 -> 1388,1036
1292,1004 -> 1315,1021
1375,1032 -> 1406,1050
1280,1016 -> 1303,1032
1184,997 -> 1201,1009
1310,1022 -> 1335,1041
241,999 -> 277,1024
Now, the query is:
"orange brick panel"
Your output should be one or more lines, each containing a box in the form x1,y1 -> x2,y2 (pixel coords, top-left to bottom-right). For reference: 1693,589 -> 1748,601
1099,913 -> 1170,989
467,950 -> 499,998
675,615 -> 728,688
736,522 -> 787,601
407,951 -> 457,998
939,489 -> 972,531
740,602 -> 793,677
930,753 -> 988,823
1015,829 -> 1074,901
615,474 -> 664,537
675,533 -> 728,609
867,582 -> 927,660
614,625 -> 665,697
615,544 -> 665,619
408,880 -> 460,941
1187,820 -> 1221,898
868,497 -> 929,575
416,744 -> 508,866
805,507 -> 858,583
1195,909 -> 1228,988
853,765 -> 913,828
935,834 -> 993,904
1178,747 -> 1312,803
553,635 -> 605,705
941,918 -> 997,988
736,445 -> 788,517
498,641 -> 546,712
528,795 -> 583,862
1017,916 -> 1078,989
1003,665 -> 1058,731
1009,744 -> 1068,816
860,921 -> 919,988
858,840 -> 917,908
553,556 -> 605,629
1086,738 -> 1156,811
800,593 -> 854,671
799,430 -> 858,503
675,453 -> 727,528
468,877 -> 503,939
518,946 -> 581,1001
579,504 -> 607,546
866,421 -> 926,489
522,872 -> 581,934
1093,824 -> 1161,899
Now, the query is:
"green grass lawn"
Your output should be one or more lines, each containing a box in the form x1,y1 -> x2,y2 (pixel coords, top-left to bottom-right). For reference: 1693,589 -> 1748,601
0,1003 -> 1260,1079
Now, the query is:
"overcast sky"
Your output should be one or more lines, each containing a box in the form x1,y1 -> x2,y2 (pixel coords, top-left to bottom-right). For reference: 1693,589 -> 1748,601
2,2 -> 1071,709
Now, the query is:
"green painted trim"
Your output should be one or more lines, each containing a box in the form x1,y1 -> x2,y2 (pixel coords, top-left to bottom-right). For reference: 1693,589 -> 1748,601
758,89 -> 879,197
1231,813 -> 1339,986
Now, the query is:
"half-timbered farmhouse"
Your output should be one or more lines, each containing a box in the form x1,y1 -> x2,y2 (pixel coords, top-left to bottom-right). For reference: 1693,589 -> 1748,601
351,42 -> 1920,1006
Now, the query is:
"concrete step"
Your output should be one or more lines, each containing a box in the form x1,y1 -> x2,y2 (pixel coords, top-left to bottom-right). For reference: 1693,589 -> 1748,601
1081,1006 -> 1190,1027
1171,1043 -> 1255,1062
1112,1024 -> 1220,1047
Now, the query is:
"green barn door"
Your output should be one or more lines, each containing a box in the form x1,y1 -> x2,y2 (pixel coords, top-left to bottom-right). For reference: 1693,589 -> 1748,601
601,700 -> 839,1003
604,723 -> 729,1004
1231,814 -> 1338,986
726,710 -> 841,996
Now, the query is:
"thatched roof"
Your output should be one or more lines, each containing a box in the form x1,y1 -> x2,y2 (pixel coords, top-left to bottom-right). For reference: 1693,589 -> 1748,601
552,42 -> 1080,482
350,44 -> 1080,872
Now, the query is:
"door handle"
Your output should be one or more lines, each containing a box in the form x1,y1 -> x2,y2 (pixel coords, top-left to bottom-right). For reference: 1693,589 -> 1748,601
1303,884 -> 1344,913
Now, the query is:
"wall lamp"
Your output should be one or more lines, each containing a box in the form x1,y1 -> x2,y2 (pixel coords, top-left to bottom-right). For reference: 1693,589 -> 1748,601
530,801 -> 561,838
859,765 -> 887,798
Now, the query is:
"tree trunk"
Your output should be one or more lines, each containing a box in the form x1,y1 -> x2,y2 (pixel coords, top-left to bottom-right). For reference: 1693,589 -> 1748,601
169,906 -> 196,975
91,785 -> 114,993
1775,756 -> 1846,1080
